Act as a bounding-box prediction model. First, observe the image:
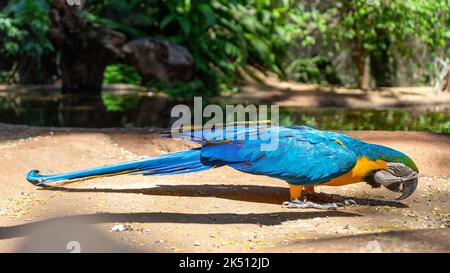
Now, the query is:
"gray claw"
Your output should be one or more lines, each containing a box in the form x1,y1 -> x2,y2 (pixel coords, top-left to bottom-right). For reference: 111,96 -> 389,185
344,199 -> 357,206
282,199 -> 340,210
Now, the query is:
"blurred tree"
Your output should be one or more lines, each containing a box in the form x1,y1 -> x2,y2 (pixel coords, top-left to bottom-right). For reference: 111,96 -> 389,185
326,0 -> 450,89
0,0 -> 56,84
1,0 -> 296,97
84,0 -> 295,96
286,56 -> 342,85
48,0 -> 126,95
2,0 -> 449,94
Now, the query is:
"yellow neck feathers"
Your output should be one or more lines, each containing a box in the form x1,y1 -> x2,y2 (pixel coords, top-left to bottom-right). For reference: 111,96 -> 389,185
324,157 -> 387,186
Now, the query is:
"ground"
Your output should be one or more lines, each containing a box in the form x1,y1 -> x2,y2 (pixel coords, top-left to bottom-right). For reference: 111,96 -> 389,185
221,70 -> 450,108
0,123 -> 448,252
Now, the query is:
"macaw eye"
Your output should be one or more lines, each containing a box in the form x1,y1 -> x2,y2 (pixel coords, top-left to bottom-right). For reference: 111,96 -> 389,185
389,165 -> 403,175
392,165 -> 409,176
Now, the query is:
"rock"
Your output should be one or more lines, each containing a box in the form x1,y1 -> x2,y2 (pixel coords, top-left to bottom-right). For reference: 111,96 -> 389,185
123,38 -> 194,82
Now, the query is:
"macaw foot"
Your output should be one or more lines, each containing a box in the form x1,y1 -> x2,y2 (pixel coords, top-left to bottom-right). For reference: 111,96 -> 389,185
282,199 -> 341,210
302,191 -> 357,206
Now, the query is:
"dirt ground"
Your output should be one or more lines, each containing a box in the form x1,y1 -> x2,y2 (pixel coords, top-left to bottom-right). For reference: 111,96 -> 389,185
0,124 -> 448,252
221,71 -> 450,108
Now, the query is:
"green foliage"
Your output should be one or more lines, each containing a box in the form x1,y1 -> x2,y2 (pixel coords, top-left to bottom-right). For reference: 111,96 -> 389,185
85,0 -> 295,96
0,71 -> 9,83
285,0 -> 450,87
328,0 -> 450,54
101,93 -> 142,113
327,0 -> 450,86
1,0 -> 52,56
103,64 -> 142,85
287,56 -> 342,84
283,3 -> 340,84
279,108 -> 450,133
2,0 -> 449,93
0,0 -> 53,83
0,16 -> 25,55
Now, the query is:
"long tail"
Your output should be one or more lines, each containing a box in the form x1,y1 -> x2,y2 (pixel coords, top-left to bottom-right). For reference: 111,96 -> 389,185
26,149 -> 211,186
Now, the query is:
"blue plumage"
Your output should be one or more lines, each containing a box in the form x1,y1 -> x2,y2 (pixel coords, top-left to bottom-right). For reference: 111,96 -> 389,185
26,125 -> 416,186
27,149 -> 211,185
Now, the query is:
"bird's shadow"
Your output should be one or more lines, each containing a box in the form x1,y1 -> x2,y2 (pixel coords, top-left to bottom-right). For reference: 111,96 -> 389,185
0,210 -> 358,241
0,183 -> 410,241
38,183 -> 408,208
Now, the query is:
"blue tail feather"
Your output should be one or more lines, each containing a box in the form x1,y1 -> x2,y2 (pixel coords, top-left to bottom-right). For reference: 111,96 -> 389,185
26,149 -> 210,185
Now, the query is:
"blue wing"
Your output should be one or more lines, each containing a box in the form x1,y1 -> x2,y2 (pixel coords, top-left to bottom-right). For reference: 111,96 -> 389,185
165,123 -> 320,144
196,126 -> 357,185
28,125 -> 357,186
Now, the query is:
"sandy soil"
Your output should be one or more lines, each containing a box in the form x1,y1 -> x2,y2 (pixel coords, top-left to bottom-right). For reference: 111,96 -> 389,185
0,124 -> 448,252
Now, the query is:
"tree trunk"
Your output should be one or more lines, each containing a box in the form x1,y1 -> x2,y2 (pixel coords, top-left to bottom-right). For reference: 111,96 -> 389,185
48,0 -> 126,95
443,70 -> 450,93
370,39 -> 395,87
355,50 -> 371,90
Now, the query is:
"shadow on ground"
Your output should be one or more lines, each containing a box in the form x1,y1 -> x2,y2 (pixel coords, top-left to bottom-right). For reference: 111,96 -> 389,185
38,183 -> 408,208
270,227 -> 450,252
0,210 -> 359,241
14,216 -> 133,252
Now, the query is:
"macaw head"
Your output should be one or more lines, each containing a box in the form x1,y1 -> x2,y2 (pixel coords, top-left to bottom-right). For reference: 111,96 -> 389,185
365,145 -> 419,200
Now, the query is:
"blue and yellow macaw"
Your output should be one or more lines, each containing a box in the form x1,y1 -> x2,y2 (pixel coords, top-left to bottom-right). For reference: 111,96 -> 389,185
26,125 -> 419,209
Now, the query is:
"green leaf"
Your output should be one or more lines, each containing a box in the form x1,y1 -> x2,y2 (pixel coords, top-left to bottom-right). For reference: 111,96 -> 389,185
198,3 -> 216,26
177,16 -> 191,34
160,13 -> 177,29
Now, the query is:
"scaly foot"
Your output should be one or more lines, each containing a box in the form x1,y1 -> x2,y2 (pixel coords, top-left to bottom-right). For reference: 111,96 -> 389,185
302,190 -> 357,206
282,199 -> 341,210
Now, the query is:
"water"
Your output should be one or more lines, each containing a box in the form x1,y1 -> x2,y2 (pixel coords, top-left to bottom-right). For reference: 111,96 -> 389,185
0,92 -> 449,133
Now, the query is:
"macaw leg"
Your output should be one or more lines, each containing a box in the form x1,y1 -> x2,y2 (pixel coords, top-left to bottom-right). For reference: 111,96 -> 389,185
302,186 -> 357,206
282,185 -> 340,210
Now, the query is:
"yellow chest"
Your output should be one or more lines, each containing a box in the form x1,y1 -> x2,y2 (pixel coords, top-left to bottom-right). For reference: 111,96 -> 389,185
323,157 -> 387,186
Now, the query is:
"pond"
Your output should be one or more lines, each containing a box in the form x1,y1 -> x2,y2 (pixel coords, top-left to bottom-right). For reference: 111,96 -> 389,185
0,92 -> 449,133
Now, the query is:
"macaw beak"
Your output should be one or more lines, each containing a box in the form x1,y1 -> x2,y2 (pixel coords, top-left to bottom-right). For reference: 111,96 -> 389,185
396,176 -> 419,200
373,169 -> 419,200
